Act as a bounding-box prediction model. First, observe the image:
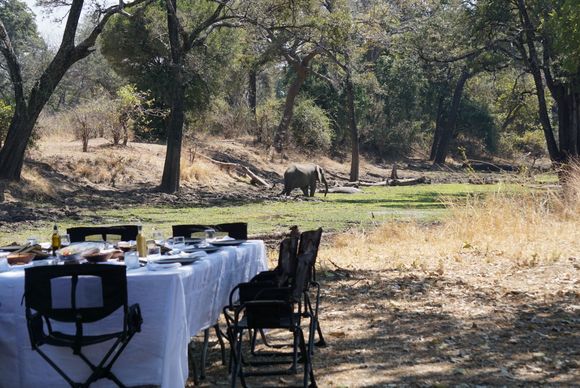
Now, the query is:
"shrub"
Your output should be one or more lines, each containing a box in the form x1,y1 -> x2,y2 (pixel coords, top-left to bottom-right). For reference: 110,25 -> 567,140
290,99 -> 332,151
498,130 -> 547,161
366,120 -> 424,158
199,99 -> 255,138
69,98 -> 115,152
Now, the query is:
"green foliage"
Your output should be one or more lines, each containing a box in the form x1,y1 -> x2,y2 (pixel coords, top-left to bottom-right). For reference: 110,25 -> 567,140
0,0 -> 47,100
256,98 -> 282,146
101,1 -> 244,140
0,99 -> 13,146
0,0 -> 45,55
544,0 -> 580,74
290,99 -> 333,151
499,130 -> 547,160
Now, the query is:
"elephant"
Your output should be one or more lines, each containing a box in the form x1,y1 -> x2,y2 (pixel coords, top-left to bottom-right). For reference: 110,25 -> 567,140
281,163 -> 328,197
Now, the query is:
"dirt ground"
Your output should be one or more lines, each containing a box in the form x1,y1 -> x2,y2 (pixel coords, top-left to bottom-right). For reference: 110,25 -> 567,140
0,137 -> 532,230
193,254 -> 579,387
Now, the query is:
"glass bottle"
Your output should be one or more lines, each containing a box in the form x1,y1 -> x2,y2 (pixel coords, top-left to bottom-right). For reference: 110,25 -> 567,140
136,224 -> 147,258
51,224 -> 61,255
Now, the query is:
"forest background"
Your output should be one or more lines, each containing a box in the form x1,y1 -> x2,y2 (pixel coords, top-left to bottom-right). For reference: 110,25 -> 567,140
1,0 -> 579,193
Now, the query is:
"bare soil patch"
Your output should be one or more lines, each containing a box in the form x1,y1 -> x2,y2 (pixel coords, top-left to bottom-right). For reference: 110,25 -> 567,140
194,254 -> 579,387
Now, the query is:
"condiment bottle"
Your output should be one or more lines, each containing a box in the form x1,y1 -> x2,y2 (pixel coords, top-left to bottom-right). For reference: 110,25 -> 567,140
136,225 -> 147,258
51,224 -> 61,255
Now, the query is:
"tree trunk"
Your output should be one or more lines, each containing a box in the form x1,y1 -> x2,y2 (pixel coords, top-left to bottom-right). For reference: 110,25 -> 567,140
159,81 -> 185,193
555,85 -> 580,159
345,72 -> 359,182
433,70 -> 470,165
429,95 -> 445,161
0,112 -> 35,180
160,0 -> 185,193
248,68 -> 257,118
273,65 -> 308,153
516,0 -> 561,162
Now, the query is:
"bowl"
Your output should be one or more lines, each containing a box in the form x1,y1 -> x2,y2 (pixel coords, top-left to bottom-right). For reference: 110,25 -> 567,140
7,252 -> 35,265
82,251 -> 113,263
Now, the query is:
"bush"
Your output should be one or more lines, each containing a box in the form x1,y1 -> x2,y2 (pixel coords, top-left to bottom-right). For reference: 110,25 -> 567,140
498,130 -> 547,160
366,120 -> 424,158
290,99 -> 332,151
199,99 -> 255,138
69,98 -> 115,152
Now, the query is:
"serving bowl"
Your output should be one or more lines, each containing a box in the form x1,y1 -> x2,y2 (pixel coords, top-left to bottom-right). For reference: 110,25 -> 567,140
82,251 -> 113,263
7,252 -> 35,265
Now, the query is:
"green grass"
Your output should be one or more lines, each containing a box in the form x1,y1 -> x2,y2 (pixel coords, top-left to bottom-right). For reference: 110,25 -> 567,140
0,183 -> 516,244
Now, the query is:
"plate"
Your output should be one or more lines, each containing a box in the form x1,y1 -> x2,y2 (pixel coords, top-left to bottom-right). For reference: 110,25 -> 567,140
181,246 -> 220,254
167,237 -> 203,245
152,256 -> 201,265
210,239 -> 247,247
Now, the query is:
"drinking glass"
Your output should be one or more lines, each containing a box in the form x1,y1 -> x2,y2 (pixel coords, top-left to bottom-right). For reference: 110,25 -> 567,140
0,258 -> 9,272
124,251 -> 140,270
60,234 -> 71,247
148,242 -> 161,258
152,230 -> 164,245
172,236 -> 185,249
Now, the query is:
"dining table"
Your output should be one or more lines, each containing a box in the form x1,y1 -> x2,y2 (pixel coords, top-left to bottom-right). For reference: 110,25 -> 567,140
0,239 -> 268,388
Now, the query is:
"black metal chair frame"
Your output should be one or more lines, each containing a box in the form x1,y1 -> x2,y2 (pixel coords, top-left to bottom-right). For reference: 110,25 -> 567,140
24,264 -> 143,388
297,228 -> 325,347
251,229 -> 326,352
224,252 -> 318,388
67,225 -> 139,243
172,222 -> 248,240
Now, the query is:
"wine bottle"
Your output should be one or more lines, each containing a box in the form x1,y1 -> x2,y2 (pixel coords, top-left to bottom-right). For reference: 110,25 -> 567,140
51,224 -> 61,256
136,225 -> 147,258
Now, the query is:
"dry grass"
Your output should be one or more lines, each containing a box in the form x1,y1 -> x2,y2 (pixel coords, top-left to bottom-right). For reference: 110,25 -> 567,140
180,158 -> 215,184
319,175 -> 580,273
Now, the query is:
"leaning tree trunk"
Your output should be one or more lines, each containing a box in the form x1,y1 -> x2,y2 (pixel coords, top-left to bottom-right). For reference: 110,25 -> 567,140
273,49 -> 319,154
0,112 -> 35,180
433,69 -> 470,165
0,0 -> 145,181
273,65 -> 308,153
345,72 -> 359,182
0,53 -> 84,180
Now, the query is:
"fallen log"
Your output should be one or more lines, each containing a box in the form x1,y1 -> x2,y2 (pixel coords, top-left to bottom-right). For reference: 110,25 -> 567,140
197,153 -> 271,187
387,176 -> 430,186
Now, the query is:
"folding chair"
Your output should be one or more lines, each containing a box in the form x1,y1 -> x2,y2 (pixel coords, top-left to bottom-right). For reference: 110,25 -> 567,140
67,225 -> 139,243
250,236 -> 299,286
172,222 -> 248,240
24,264 -> 143,388
224,252 -> 318,388
298,228 -> 326,347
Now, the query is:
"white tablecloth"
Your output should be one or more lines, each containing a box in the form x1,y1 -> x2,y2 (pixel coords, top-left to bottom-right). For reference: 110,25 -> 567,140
0,240 -> 267,388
